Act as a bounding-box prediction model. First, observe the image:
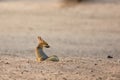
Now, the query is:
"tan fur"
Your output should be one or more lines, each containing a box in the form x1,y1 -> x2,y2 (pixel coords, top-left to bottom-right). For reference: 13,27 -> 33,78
35,36 -> 59,62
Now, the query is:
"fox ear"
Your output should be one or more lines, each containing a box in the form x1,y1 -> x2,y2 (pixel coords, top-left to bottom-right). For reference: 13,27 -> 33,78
38,36 -> 41,40
38,36 -> 43,42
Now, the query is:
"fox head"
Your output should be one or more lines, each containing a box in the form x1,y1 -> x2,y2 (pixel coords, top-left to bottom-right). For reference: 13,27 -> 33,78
37,36 -> 50,48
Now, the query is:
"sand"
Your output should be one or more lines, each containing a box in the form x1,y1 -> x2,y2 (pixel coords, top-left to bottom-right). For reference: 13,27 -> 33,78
0,0 -> 120,80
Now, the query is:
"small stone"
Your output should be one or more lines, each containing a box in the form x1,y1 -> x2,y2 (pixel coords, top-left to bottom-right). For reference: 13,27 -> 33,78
91,70 -> 94,72
5,62 -> 10,64
63,77 -> 67,80
107,55 -> 113,59
92,75 -> 95,77
21,72 -> 24,74
21,70 -> 29,74
76,72 -> 79,74
76,66 -> 80,68
27,60 -> 30,63
44,78 -> 47,80
94,63 -> 97,65
96,77 -> 102,80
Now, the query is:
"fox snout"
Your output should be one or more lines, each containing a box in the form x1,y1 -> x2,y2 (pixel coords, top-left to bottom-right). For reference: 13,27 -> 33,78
45,45 -> 50,48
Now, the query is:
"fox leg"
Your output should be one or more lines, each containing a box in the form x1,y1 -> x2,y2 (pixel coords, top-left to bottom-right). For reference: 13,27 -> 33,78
36,57 -> 43,62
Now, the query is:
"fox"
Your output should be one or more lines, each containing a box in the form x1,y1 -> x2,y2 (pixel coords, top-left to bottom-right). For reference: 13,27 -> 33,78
35,36 -> 59,62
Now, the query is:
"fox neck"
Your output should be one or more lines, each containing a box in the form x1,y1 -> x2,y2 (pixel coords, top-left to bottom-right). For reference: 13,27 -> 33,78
37,43 -> 44,49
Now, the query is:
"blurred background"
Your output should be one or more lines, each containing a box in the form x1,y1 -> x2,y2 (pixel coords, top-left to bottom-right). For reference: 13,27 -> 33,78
0,0 -> 120,59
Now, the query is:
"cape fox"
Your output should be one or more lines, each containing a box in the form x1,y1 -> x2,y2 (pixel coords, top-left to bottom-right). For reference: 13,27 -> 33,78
35,36 -> 59,62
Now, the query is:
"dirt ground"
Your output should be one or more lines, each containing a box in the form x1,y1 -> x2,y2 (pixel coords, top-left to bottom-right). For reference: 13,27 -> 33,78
0,0 -> 120,80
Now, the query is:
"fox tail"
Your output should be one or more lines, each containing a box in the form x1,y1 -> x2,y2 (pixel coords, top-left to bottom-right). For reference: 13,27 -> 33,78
47,55 -> 59,62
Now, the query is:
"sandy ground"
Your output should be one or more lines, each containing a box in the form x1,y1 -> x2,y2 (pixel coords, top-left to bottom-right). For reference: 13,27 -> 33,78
0,0 -> 120,80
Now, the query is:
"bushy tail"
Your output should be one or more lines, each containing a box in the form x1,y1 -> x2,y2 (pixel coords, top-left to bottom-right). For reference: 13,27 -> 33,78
47,55 -> 59,62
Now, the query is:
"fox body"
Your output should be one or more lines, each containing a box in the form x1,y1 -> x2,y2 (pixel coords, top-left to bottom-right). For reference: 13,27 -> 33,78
35,36 -> 59,62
